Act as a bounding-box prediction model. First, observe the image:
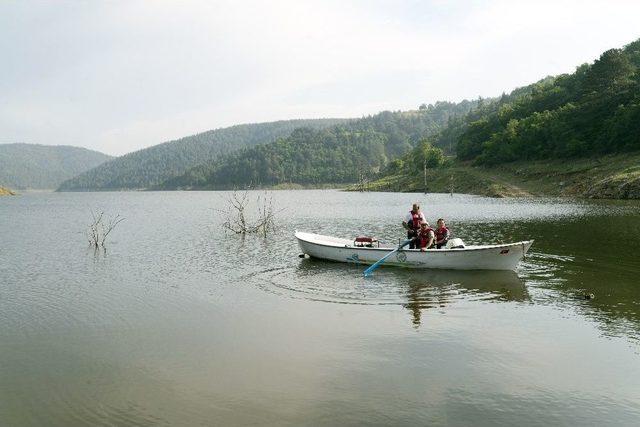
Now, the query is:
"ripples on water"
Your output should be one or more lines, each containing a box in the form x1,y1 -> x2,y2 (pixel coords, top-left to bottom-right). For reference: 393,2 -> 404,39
1,190 -> 640,425
3,191 -> 637,337
247,262 -> 528,306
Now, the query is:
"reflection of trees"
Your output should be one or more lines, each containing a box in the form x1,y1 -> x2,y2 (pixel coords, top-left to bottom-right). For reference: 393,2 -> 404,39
401,270 -> 529,328
513,214 -> 640,343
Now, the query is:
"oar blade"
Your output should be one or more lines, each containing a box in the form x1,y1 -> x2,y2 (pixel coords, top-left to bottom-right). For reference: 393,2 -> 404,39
363,263 -> 382,277
363,264 -> 377,277
363,250 -> 393,277
362,239 -> 412,277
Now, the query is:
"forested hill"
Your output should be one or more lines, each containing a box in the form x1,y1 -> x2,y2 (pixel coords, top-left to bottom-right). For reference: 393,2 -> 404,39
158,102 -> 478,189
57,119 -> 347,191
0,144 -> 111,190
362,38 -> 640,199
452,38 -> 640,164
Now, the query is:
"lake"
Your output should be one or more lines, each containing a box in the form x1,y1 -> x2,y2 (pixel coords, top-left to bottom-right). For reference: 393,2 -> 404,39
1,190 -> 640,426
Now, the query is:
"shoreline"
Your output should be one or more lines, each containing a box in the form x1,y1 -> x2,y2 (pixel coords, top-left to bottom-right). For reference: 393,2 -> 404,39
358,152 -> 640,200
0,186 -> 16,196
50,151 -> 640,200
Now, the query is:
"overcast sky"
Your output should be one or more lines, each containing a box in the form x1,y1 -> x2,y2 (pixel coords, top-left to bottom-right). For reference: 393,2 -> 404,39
1,0 -> 639,156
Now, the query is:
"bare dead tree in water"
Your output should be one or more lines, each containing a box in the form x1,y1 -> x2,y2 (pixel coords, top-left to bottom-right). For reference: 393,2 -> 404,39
87,209 -> 125,247
357,173 -> 369,192
219,190 -> 280,237
449,174 -> 455,197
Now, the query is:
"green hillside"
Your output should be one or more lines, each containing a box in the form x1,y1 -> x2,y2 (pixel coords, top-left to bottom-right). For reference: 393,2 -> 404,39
363,152 -> 640,199
158,102 -> 478,189
455,39 -> 640,163
365,38 -> 640,199
57,119 -> 347,191
0,144 -> 111,190
58,38 -> 640,195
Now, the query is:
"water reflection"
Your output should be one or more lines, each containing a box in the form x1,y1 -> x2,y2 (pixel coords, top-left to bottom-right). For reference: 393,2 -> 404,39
400,270 -> 528,327
248,257 -> 530,327
202,193 -> 638,340
3,191 -> 640,426
89,246 -> 107,259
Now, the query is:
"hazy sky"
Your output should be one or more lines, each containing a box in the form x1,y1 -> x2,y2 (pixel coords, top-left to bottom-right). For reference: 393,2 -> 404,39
2,0 -> 639,156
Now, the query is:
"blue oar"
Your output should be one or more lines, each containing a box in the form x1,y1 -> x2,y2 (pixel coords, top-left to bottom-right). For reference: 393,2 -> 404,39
363,239 -> 413,277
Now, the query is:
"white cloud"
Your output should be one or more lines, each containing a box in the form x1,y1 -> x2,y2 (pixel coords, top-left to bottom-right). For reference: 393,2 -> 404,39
1,0 -> 639,155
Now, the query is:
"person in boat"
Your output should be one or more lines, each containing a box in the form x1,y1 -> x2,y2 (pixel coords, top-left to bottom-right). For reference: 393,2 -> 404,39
435,218 -> 450,249
402,203 -> 426,249
417,221 -> 435,251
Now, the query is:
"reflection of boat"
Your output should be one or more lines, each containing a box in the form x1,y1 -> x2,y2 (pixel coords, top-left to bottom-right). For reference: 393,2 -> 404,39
402,269 -> 529,327
293,258 -> 529,328
402,269 -> 529,301
296,232 -> 533,271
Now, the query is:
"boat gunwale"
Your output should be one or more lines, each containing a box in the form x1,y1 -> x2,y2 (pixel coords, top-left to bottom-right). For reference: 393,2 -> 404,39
295,232 -> 534,254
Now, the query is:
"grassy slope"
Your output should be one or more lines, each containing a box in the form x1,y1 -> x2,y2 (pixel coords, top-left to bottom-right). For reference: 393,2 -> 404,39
363,152 -> 640,199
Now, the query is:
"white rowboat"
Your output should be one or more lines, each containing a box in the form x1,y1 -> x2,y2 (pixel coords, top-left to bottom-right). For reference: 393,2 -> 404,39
296,232 -> 533,271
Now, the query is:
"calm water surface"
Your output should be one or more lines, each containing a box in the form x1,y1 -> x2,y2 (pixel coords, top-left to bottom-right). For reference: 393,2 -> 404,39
1,190 -> 640,426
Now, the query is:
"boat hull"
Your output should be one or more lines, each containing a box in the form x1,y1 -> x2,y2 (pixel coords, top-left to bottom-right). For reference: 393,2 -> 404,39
296,232 -> 533,271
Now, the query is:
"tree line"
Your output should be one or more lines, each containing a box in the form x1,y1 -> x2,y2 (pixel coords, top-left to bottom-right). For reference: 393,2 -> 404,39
57,38 -> 640,191
454,40 -> 640,164
157,101 -> 478,189
57,119 -> 348,191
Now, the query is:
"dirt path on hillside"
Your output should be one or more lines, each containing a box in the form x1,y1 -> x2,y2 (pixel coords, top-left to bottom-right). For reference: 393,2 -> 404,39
489,174 -> 533,196
465,168 -> 534,197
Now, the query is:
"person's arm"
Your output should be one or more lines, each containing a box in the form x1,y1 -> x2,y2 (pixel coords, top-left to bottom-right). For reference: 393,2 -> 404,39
421,231 -> 435,251
402,212 -> 411,230
427,231 -> 435,249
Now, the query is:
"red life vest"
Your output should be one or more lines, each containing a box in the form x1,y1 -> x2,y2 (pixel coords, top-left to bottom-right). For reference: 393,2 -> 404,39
409,211 -> 422,230
435,226 -> 449,241
418,227 -> 434,248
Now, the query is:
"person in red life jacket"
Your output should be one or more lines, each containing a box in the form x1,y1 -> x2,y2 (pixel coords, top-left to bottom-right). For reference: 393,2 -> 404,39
402,203 -> 426,249
418,221 -> 435,251
435,218 -> 450,249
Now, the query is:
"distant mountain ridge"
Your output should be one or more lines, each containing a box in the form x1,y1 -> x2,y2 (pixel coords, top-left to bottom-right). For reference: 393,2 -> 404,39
158,101 -> 478,189
158,38 -> 640,191
58,119 -> 348,191
0,143 -> 112,189
59,38 -> 640,193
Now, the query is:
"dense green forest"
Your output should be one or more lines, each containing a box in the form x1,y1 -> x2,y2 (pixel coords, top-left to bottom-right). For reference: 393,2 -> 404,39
0,144 -> 111,189
58,38 -> 640,192
57,119 -> 347,191
454,39 -> 640,164
162,34 -> 640,191
376,38 -> 640,182
158,102 -> 478,189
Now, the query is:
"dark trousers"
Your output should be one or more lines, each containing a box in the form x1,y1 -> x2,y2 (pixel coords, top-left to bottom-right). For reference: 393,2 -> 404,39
436,240 -> 448,249
407,230 -> 418,249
